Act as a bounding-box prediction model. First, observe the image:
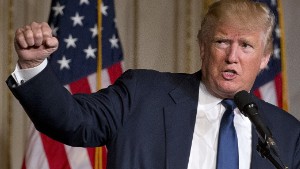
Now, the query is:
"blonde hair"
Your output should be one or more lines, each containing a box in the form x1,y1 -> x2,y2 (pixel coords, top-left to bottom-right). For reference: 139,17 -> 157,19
198,0 -> 275,54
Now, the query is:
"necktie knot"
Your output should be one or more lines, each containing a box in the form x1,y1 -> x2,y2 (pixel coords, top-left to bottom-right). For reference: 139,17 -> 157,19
221,99 -> 236,111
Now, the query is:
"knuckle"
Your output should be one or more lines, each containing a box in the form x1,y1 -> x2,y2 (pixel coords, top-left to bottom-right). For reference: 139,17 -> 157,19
31,21 -> 40,27
24,30 -> 34,39
34,31 -> 43,39
43,31 -> 52,37
15,27 -> 25,35
24,25 -> 31,30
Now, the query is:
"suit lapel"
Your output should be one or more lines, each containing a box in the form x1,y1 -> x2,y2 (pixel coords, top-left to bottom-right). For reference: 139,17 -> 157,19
164,71 -> 201,169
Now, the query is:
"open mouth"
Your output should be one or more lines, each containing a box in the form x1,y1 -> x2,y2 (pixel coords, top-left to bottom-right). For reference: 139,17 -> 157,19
222,70 -> 237,79
225,69 -> 237,74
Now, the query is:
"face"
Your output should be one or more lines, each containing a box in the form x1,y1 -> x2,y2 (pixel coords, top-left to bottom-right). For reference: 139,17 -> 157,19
200,23 -> 271,99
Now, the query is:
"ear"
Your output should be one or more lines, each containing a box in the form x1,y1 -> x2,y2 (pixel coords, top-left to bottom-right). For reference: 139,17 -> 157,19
200,41 -> 205,60
259,53 -> 271,70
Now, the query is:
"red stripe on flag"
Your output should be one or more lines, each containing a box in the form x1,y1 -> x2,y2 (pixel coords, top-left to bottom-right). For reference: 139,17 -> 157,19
102,147 -> 107,169
107,62 -> 123,84
87,147 -> 95,168
274,73 -> 283,108
21,157 -> 26,169
69,77 -> 92,94
40,133 -> 71,169
253,89 -> 262,99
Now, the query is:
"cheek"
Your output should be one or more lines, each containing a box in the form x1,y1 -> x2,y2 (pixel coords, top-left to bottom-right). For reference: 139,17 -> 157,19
203,48 -> 220,65
202,55 -> 218,73
242,59 -> 262,80
201,46 -> 225,77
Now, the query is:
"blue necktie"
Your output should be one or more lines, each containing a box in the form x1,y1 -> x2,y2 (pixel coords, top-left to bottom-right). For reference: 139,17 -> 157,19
216,99 -> 239,169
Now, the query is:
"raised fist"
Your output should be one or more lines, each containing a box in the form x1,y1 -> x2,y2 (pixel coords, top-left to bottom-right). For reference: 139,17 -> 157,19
14,22 -> 59,69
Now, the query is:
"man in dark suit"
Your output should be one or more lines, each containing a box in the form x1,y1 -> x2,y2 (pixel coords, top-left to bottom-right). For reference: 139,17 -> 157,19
7,0 -> 300,168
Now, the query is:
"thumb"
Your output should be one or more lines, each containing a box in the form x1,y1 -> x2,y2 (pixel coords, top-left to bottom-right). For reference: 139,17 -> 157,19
45,36 -> 59,52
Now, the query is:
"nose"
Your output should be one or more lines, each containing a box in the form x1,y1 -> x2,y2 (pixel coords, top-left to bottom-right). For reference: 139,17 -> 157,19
226,43 -> 238,63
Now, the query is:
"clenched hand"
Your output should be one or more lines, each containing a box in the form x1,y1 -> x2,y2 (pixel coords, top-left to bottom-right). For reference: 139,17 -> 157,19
14,22 -> 58,69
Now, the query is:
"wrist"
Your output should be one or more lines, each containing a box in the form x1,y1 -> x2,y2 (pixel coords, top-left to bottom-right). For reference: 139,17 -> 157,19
17,59 -> 45,69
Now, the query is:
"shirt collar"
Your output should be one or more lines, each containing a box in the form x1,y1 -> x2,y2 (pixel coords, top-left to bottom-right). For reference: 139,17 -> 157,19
197,82 -> 247,121
198,82 -> 222,111
197,82 -> 222,121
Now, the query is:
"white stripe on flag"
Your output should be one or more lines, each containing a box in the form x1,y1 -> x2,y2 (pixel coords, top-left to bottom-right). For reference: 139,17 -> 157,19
64,71 -> 111,93
64,84 -> 71,92
25,124 -> 49,169
259,80 -> 278,106
87,73 -> 97,93
64,145 -> 93,169
101,69 -> 111,88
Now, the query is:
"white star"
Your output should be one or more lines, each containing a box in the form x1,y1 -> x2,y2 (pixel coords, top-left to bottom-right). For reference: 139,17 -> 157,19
80,0 -> 89,5
101,2 -> 109,16
90,24 -> 98,38
109,34 -> 119,48
50,24 -> 59,36
84,45 -> 97,59
52,2 -> 65,16
64,34 -> 78,48
71,12 -> 84,27
273,45 -> 281,59
57,56 -> 71,70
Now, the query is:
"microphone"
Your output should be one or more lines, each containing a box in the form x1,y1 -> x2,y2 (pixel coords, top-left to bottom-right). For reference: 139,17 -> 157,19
233,90 -> 279,156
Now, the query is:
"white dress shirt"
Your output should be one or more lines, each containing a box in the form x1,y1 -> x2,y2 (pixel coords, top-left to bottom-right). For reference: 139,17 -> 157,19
12,59 -> 48,85
187,82 -> 252,169
12,61 -> 252,169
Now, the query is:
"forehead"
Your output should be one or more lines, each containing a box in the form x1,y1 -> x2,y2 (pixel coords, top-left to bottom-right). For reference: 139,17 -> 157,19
213,22 -> 266,41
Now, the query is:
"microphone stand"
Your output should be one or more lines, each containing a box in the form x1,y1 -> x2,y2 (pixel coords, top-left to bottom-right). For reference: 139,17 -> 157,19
256,138 -> 288,169
233,91 -> 289,169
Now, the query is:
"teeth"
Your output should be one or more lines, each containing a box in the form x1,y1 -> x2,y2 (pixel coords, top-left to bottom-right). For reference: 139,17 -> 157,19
225,70 -> 236,74
225,70 -> 236,73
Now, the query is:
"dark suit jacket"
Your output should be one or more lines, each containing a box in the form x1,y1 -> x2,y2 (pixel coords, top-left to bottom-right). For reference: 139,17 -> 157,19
7,64 -> 300,169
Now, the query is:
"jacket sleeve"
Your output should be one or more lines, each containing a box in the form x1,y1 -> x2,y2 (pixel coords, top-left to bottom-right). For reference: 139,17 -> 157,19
6,64 -> 137,147
292,130 -> 300,169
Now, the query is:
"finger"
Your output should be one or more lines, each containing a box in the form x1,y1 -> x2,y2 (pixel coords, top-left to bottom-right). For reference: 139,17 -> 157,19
41,22 -> 53,39
45,37 -> 59,49
31,22 -> 43,46
15,28 -> 28,49
23,25 -> 35,47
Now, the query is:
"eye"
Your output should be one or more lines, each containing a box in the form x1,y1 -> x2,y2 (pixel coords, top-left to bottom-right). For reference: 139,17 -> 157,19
241,42 -> 254,53
215,39 -> 227,44
214,39 -> 229,48
241,42 -> 252,48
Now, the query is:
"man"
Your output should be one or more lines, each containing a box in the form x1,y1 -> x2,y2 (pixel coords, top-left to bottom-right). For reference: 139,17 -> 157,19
7,0 -> 299,168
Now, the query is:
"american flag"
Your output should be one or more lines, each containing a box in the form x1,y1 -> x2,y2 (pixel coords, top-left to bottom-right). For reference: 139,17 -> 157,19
251,0 -> 287,110
22,0 -> 123,168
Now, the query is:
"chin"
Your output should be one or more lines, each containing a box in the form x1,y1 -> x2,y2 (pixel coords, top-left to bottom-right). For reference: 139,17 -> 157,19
207,80 -> 242,98
217,86 -> 240,98
209,88 -> 235,99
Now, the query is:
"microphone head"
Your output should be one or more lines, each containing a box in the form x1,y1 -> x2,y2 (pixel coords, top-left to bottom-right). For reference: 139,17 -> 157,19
233,90 -> 256,111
